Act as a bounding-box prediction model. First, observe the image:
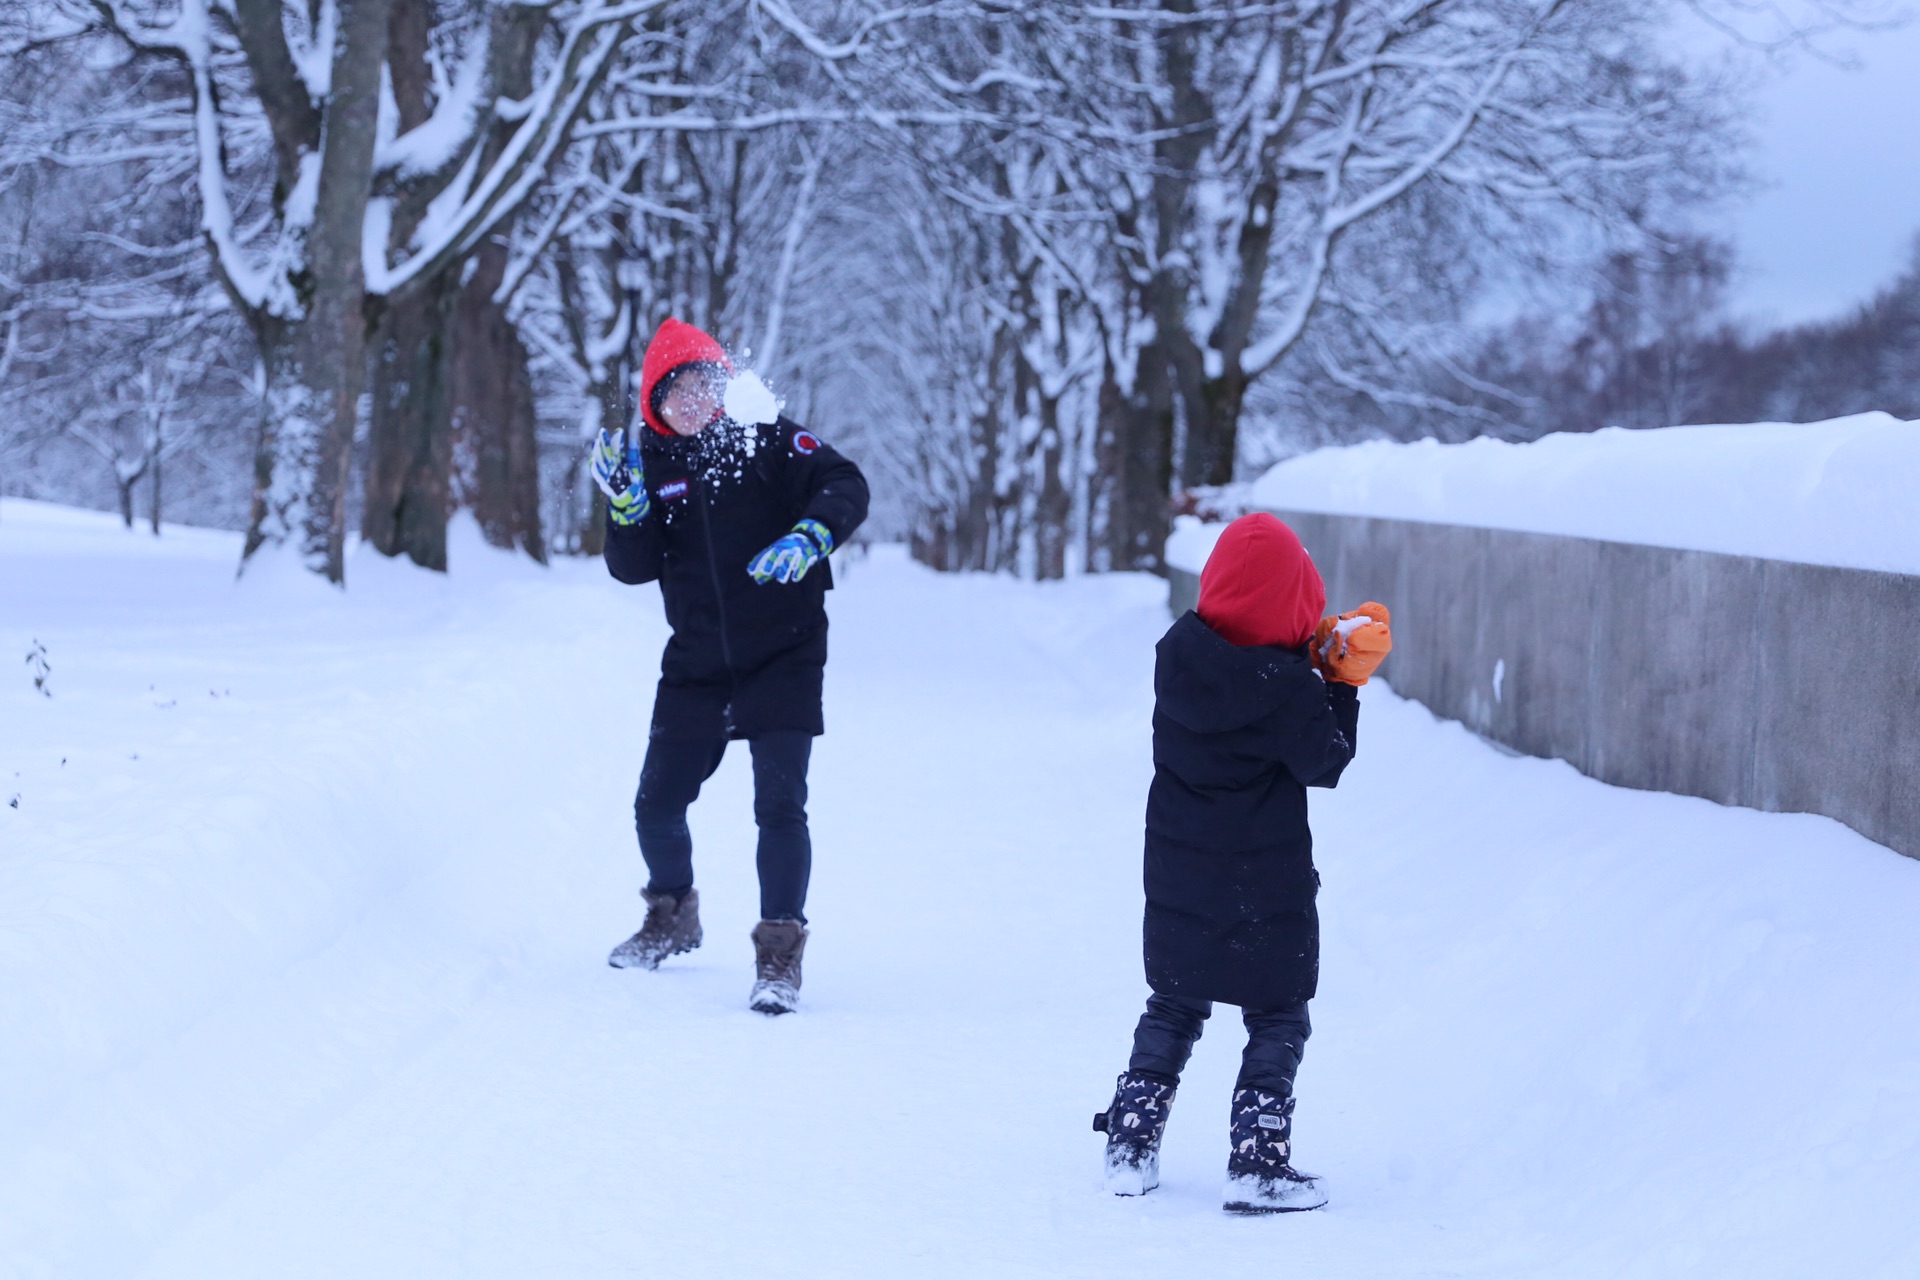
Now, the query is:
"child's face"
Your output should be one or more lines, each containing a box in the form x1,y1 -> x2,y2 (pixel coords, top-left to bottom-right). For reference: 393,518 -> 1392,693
660,368 -> 726,436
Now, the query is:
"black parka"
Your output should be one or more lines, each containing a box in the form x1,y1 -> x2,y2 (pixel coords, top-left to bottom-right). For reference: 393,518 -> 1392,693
1142,610 -> 1360,1009
604,415 -> 868,740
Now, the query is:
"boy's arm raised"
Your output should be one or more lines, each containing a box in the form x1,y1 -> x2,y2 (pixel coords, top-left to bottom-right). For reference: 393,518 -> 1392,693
594,428 -> 667,585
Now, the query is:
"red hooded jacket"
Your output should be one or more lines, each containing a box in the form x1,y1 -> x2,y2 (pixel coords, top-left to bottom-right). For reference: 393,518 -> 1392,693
1196,513 -> 1325,649
637,318 -> 735,436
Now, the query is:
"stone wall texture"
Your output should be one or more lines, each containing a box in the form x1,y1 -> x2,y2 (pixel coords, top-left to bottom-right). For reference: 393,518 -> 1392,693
1168,511 -> 1920,860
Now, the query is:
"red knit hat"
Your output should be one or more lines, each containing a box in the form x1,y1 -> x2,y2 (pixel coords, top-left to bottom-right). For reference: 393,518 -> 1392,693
1196,513 -> 1325,649
637,318 -> 735,436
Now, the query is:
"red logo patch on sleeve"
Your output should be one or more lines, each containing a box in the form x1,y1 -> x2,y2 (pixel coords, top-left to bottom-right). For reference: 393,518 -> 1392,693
790,429 -> 822,456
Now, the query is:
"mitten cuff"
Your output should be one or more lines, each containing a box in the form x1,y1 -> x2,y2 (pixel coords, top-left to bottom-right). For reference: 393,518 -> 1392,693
794,518 -> 834,556
609,490 -> 651,527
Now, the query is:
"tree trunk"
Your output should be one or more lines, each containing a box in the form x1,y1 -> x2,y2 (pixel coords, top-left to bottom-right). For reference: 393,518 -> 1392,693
1088,368 -> 1123,573
363,270 -> 455,570
975,320 -> 1019,574
576,371 -> 626,559
1033,391 -> 1069,581
149,436 -> 161,536
361,0 -> 553,573
1177,363 -> 1248,490
1106,340 -> 1177,572
1144,0 -> 1235,494
910,516 -> 954,571
579,483 -> 608,558
959,402 -> 996,572
240,0 -> 392,584
245,309 -> 370,580
451,242 -> 547,563
358,0 -> 450,572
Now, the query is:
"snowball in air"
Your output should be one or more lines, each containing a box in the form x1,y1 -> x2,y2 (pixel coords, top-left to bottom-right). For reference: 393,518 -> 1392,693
725,370 -> 782,426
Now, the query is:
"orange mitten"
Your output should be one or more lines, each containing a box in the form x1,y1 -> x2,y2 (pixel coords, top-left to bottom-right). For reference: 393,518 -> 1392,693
1320,602 -> 1392,686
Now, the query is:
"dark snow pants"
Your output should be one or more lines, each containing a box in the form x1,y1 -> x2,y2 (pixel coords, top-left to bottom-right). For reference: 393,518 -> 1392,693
1129,993 -> 1311,1097
634,729 -> 813,922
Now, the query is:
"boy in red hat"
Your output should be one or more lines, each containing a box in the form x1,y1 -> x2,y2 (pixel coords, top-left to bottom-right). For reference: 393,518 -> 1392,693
1093,513 -> 1390,1212
592,318 -> 869,1015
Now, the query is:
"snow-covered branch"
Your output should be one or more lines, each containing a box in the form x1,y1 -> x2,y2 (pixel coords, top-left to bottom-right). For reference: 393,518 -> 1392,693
375,0 -> 663,299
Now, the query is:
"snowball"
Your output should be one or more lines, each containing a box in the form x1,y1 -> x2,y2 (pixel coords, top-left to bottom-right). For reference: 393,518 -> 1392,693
725,370 -> 782,427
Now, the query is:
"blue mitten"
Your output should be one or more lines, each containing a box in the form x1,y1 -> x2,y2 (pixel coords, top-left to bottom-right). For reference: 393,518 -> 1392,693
747,518 -> 833,584
591,429 -> 649,527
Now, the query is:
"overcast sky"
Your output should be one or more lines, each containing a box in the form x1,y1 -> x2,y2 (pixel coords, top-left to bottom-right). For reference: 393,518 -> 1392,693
1709,20 -> 1920,326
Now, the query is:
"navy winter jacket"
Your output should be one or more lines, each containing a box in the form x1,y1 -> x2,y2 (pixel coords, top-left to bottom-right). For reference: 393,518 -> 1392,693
604,416 -> 868,739
1142,610 -> 1359,1008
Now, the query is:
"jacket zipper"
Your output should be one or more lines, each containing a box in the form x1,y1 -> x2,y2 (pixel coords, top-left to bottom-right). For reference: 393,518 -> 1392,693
692,470 -> 738,683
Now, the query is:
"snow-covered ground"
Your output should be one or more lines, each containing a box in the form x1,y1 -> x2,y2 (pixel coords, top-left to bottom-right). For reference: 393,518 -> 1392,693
1167,412 -> 1920,573
5,498 -> 1918,1279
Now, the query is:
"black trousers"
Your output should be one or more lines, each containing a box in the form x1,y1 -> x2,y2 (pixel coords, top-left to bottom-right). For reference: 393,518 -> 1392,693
1129,992 -> 1311,1097
633,729 -> 813,922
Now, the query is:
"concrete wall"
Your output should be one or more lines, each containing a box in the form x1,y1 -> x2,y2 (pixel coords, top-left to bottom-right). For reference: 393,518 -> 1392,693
1168,511 -> 1920,860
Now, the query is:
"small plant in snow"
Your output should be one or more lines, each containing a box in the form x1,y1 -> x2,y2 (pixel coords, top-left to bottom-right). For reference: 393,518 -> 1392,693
26,641 -> 51,697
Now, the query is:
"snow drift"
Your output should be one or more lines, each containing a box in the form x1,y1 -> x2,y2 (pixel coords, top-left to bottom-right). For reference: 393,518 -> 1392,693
1167,413 -> 1920,575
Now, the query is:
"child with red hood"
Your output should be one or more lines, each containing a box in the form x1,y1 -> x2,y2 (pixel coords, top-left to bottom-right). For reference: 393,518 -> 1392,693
1093,513 -> 1390,1213
592,318 -> 868,1015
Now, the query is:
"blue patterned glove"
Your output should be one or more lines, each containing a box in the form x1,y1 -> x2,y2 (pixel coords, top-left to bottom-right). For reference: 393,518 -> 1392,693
590,429 -> 649,527
747,518 -> 833,585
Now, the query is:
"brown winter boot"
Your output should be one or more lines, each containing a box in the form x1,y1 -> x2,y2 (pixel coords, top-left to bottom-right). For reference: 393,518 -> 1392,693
749,920 -> 808,1015
608,888 -> 703,969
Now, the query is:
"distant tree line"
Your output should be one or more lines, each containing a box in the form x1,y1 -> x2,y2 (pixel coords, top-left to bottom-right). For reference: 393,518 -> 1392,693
1485,235 -> 1920,436
1310,231 -> 1920,449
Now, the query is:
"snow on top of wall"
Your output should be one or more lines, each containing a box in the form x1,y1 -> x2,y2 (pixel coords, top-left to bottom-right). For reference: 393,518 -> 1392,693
1168,413 -> 1920,577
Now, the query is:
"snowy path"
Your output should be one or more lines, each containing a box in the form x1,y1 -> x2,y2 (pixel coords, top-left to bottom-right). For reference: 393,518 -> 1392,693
5,500 -> 1919,1279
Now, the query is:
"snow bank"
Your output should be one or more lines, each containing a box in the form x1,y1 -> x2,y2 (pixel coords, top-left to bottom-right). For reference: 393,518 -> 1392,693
1168,413 -> 1920,575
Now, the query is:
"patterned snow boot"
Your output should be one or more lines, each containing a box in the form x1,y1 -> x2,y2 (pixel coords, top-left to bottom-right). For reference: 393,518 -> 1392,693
608,888 -> 703,969
1093,1072 -> 1177,1195
749,920 -> 808,1015
1222,1090 -> 1326,1213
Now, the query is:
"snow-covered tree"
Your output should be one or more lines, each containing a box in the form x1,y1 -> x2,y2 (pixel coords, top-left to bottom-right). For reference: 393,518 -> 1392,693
0,23 -> 257,529
26,0 -> 657,581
